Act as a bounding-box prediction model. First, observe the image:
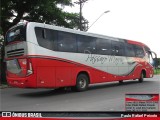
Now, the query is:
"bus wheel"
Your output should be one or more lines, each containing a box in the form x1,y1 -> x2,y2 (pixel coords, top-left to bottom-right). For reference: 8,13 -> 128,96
74,74 -> 89,92
138,72 -> 144,83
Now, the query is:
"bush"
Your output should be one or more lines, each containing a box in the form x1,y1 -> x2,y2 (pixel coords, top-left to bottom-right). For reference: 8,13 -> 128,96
154,69 -> 160,75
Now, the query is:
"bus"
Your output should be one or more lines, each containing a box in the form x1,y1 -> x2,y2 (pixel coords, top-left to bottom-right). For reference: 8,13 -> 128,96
5,22 -> 157,91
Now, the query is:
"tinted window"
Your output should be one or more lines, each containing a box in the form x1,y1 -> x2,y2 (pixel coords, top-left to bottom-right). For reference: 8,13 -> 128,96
77,35 -> 96,54
35,27 -> 57,50
96,38 -> 111,55
133,45 -> 145,58
57,31 -> 77,52
144,46 -> 151,57
125,43 -> 136,57
144,46 -> 150,53
6,25 -> 26,45
111,41 -> 125,56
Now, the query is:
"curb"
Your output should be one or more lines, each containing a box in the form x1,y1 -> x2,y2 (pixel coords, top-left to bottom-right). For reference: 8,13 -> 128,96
0,84 -> 11,89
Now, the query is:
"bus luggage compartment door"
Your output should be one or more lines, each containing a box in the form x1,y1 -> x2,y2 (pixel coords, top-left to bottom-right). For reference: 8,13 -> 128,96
37,67 -> 56,88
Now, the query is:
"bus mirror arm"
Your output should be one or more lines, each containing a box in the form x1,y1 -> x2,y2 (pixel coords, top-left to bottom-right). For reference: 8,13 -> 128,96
149,50 -> 158,68
149,50 -> 157,59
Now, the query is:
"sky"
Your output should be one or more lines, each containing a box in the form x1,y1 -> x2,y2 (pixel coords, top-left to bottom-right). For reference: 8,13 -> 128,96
65,0 -> 160,57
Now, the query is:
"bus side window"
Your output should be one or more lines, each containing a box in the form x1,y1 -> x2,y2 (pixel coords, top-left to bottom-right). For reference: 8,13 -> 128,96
124,43 -> 136,57
96,38 -> 111,55
111,41 -> 125,56
35,27 -> 54,50
77,35 -> 96,54
133,45 -> 145,58
45,29 -> 57,50
57,31 -> 77,52
144,46 -> 150,57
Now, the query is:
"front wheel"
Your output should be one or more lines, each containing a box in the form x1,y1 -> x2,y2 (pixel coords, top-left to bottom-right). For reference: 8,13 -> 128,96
72,74 -> 89,92
138,72 -> 144,83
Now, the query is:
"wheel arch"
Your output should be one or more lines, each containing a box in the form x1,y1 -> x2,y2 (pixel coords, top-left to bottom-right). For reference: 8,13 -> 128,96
77,71 -> 90,84
142,69 -> 146,78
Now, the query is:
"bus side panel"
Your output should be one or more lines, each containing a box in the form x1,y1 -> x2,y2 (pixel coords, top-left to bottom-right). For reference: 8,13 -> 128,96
34,57 -> 77,88
71,66 -> 95,85
89,67 -> 117,82
37,67 -> 56,88
72,66 -> 114,84
145,67 -> 153,78
86,68 -> 102,84
72,66 -> 129,85
56,67 -> 72,87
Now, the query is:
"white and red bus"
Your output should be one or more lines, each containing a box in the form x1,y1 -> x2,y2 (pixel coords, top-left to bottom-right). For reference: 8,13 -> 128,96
5,22 -> 156,91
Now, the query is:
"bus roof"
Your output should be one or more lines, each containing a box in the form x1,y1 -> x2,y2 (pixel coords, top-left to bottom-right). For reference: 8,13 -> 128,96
127,40 -> 149,48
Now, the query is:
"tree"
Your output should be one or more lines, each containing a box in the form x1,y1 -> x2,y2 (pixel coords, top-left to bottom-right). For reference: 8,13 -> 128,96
0,27 -> 5,84
74,0 -> 89,31
1,0 -> 88,35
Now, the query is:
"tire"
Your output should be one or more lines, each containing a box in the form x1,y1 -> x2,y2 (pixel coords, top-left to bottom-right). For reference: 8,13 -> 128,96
138,72 -> 144,83
73,74 -> 89,92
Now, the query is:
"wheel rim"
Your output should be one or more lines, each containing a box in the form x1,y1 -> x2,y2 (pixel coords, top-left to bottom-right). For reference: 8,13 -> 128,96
79,78 -> 86,88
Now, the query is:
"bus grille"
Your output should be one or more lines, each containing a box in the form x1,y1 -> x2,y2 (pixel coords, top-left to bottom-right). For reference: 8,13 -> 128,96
7,49 -> 24,57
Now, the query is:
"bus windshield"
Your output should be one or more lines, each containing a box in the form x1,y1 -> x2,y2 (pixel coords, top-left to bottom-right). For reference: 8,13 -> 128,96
6,25 -> 26,45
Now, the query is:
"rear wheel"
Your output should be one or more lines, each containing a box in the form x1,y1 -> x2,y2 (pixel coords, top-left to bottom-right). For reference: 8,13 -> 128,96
72,74 -> 89,92
138,72 -> 144,83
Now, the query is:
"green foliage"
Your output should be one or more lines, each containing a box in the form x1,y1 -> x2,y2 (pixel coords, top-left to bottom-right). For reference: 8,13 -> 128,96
154,69 -> 160,75
0,27 -> 2,34
1,0 -> 88,34
0,27 -> 4,48
0,26 -> 5,83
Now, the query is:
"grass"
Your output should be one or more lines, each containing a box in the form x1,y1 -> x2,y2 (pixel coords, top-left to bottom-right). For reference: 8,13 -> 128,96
154,69 -> 160,75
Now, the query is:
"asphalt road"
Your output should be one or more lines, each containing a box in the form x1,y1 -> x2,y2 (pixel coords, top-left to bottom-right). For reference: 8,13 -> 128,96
0,75 -> 159,111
